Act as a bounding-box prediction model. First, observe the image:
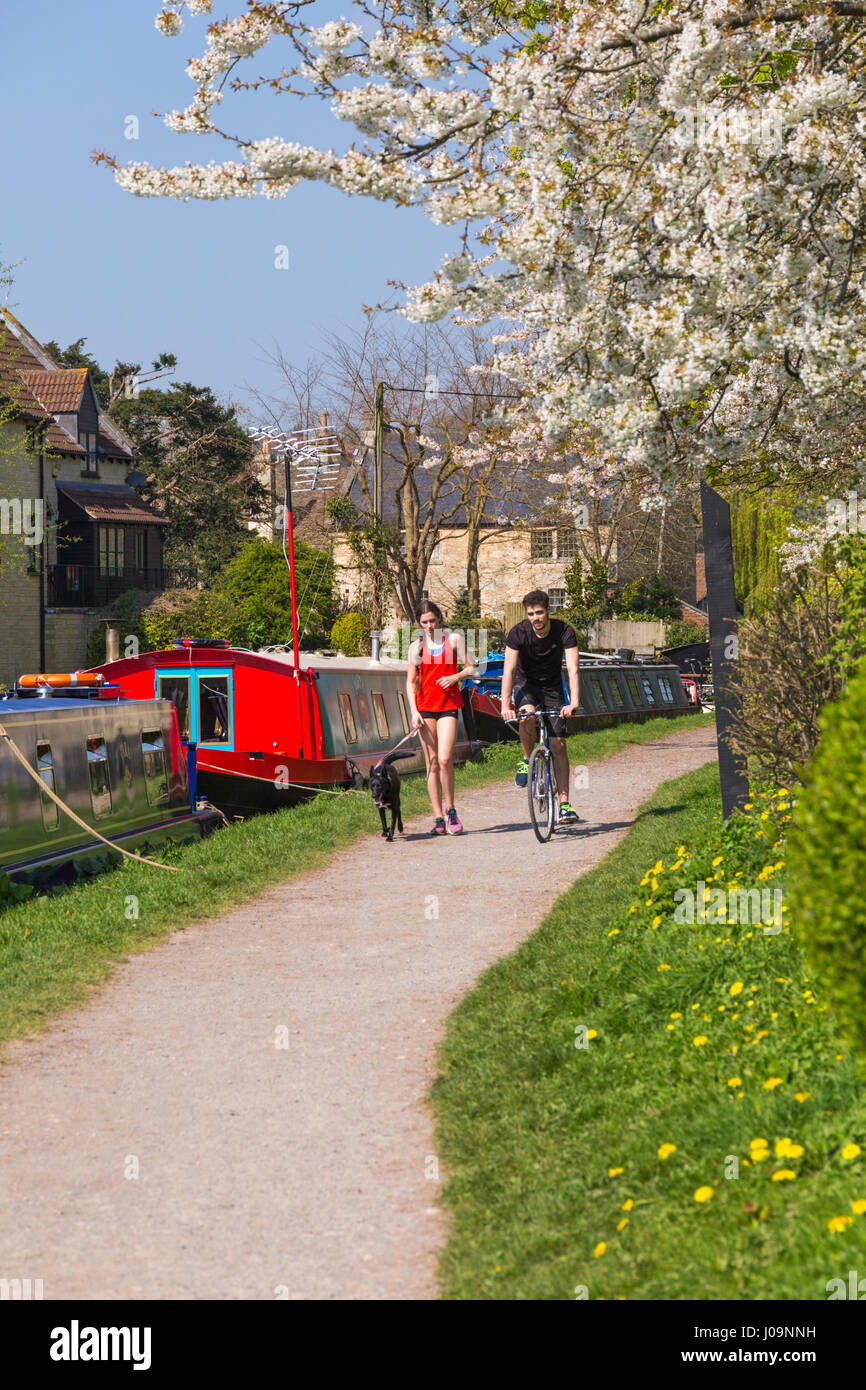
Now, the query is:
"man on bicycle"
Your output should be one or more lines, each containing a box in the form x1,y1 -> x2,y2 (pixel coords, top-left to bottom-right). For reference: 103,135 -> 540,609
500,589 -> 581,825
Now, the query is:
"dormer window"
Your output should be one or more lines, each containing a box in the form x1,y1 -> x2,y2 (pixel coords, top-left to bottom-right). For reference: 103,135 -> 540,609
79,431 -> 98,475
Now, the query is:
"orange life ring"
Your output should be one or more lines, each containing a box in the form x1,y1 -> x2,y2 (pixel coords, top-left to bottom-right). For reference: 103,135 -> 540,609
18,672 -> 106,689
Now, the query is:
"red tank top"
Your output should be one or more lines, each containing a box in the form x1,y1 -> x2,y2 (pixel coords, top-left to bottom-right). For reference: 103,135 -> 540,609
416,631 -> 463,712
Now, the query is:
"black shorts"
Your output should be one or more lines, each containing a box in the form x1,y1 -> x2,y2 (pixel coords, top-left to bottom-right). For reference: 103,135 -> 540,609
513,681 -> 567,737
417,708 -> 459,721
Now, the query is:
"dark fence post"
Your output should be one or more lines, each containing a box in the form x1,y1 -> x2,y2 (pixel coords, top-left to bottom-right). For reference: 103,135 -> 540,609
700,479 -> 749,817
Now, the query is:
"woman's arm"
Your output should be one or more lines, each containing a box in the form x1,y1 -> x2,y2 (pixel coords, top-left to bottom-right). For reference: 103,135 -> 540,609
406,639 -> 424,727
436,630 -> 476,688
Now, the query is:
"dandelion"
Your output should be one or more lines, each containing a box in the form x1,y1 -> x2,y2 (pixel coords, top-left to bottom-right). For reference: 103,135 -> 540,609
762,1078 -> 783,1091
771,1169 -> 796,1181
751,1148 -> 770,1162
658,963 -> 671,971
750,1138 -> 768,1149
851,1200 -> 866,1216
593,1241 -> 607,1257
691,1003 -> 700,1011
657,1143 -> 677,1160
727,1077 -> 742,1087
586,1029 -> 597,1040
670,1011 -> 682,1019
622,1199 -> 634,1212
651,916 -> 663,929
608,1166 -> 624,1177
666,1024 -> 675,1031
794,1092 -> 811,1103
730,981 -> 744,996
628,906 -> 637,914
828,1216 -> 854,1233
841,1143 -> 862,1161
694,1186 -> 713,1203
608,928 -> 621,937
774,1138 -> 794,1157
712,856 -> 723,867
617,1217 -> 629,1231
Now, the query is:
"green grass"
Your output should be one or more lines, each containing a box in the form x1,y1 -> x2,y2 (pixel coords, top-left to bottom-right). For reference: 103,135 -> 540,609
430,763 -> 866,1300
0,712 -> 711,1050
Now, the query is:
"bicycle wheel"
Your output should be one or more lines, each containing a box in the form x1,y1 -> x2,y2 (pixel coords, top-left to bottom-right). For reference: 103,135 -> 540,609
528,745 -> 557,843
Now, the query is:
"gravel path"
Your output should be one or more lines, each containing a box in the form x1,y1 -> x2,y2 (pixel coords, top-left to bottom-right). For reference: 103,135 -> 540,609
0,724 -> 716,1301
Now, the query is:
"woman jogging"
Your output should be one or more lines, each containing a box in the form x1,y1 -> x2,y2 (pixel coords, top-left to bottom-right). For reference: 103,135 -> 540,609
406,600 -> 475,836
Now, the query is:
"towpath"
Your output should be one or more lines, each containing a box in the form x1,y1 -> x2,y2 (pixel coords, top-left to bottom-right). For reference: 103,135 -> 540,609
0,723 -> 716,1300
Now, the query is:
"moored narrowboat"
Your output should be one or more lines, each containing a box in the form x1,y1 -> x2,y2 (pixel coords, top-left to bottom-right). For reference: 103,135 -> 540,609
0,679 -> 220,884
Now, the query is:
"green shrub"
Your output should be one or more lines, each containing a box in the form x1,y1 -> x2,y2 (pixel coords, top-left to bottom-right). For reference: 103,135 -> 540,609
664,619 -> 708,648
330,611 -> 366,656
786,655 -> 866,1063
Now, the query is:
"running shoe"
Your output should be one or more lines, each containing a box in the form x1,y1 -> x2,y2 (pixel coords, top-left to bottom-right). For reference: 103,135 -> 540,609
445,807 -> 463,835
429,816 -> 447,836
557,802 -> 581,825
515,758 -> 529,788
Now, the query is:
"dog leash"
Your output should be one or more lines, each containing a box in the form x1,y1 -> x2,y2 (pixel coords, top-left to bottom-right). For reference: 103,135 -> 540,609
272,731 -> 423,799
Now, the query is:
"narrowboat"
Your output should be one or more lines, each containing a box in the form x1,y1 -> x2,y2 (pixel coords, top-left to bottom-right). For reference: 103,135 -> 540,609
89,640 -> 477,819
467,651 -> 694,742
0,677 -> 221,885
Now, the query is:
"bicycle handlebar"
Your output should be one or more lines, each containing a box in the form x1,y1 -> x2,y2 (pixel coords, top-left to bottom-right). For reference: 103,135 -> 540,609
503,710 -> 566,723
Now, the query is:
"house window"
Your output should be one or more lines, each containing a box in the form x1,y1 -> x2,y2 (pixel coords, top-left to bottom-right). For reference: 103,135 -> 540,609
98,526 -> 124,577
530,529 -> 554,560
36,742 -> 59,831
557,528 -> 577,559
548,588 -> 566,612
429,540 -> 442,564
79,432 -> 98,474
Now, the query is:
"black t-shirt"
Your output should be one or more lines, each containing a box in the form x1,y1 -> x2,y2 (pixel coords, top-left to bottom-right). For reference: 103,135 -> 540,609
505,617 -> 578,686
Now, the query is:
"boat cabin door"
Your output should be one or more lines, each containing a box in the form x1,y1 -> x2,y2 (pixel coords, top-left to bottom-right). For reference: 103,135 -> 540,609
155,668 -> 234,751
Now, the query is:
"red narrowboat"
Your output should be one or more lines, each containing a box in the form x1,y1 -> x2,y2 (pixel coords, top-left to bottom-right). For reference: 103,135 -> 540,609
90,641 -> 477,819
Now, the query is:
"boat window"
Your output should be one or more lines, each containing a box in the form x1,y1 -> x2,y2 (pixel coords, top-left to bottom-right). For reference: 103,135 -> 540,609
36,742 -> 59,831
86,736 -> 112,818
141,730 -> 169,805
371,692 -> 389,740
198,675 -> 230,744
157,675 -> 191,738
590,675 -> 610,710
396,691 -> 410,735
658,676 -> 674,703
625,674 -> 642,705
608,677 -> 625,709
338,692 -> 358,744
641,676 -> 657,705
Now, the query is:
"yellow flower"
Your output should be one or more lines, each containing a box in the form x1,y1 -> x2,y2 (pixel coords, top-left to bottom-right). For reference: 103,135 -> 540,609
657,1143 -> 677,1160
726,1077 -> 742,1087
593,1241 -> 607,1257
586,1029 -> 598,1040
675,845 -> 686,857
774,1138 -> 793,1157
729,981 -> 744,996
608,1166 -> 624,1177
851,1200 -> 866,1216
628,905 -> 637,914
693,1035 -> 708,1046
694,1186 -> 714,1203
785,1144 -> 804,1159
749,1137 -> 768,1149
652,860 -> 664,874
657,963 -> 671,971
616,1217 -> 629,1231
666,1024 -> 675,1031
608,928 -> 621,936
712,855 -> 723,867
691,1003 -> 700,1011
795,1092 -> 811,1103
670,1011 -> 682,1019
622,1199 -> 634,1212
828,1216 -> 853,1234
762,1077 -> 783,1091
841,1143 -> 862,1161
751,1148 -> 770,1162
651,916 -> 663,929
771,1169 -> 796,1181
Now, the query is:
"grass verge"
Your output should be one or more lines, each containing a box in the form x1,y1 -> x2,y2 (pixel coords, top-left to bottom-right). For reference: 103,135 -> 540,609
0,713 -> 711,1050
430,762 -> 866,1300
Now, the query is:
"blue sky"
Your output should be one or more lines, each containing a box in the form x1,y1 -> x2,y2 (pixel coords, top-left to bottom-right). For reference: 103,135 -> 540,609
0,0 -> 455,416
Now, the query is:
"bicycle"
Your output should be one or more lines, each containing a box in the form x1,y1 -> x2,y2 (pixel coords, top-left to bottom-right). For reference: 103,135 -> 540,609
506,709 -> 564,843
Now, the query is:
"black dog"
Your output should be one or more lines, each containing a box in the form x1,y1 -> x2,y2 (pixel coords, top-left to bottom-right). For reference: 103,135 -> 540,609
369,749 -> 415,842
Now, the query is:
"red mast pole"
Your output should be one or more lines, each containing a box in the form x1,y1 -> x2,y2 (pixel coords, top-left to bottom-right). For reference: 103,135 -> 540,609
283,452 -> 300,674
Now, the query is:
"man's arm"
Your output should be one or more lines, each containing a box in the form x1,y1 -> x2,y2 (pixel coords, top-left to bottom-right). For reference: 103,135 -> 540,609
500,646 -> 519,719
562,645 -> 580,715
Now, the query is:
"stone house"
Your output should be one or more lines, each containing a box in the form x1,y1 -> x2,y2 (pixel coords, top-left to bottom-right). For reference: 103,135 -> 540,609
0,310 -> 168,687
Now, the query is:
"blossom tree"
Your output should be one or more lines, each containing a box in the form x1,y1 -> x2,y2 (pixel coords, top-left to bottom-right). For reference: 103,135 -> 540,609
98,1 -> 866,497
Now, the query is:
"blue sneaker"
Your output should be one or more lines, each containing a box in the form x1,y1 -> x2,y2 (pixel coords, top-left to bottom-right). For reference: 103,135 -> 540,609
515,758 -> 529,788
